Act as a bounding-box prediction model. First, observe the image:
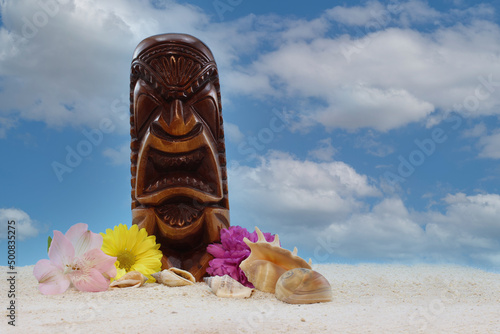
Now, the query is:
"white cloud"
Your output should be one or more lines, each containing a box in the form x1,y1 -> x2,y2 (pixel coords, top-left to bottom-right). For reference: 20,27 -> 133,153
0,0 -> 273,136
460,123 -> 500,159
462,122 -> 487,138
238,6 -> 500,131
307,138 -> 336,162
0,208 -> 40,240
0,0 -> 212,134
223,70 -> 274,97
319,197 -> 426,260
312,85 -> 434,131
327,0 -> 441,27
397,0 -> 441,26
1,0 -> 500,135
424,193 -> 500,259
478,132 -> 500,159
102,143 -> 130,165
229,151 -> 380,228
224,122 -> 245,143
354,131 -> 394,157
0,116 -> 17,138
448,3 -> 496,21
228,152 -> 500,269
316,192 -> 500,267
326,1 -> 386,26
280,17 -> 330,42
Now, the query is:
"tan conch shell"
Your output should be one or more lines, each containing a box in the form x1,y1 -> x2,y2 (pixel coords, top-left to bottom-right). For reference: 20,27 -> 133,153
204,275 -> 253,298
239,227 -> 312,293
275,268 -> 332,304
110,271 -> 148,288
152,267 -> 195,287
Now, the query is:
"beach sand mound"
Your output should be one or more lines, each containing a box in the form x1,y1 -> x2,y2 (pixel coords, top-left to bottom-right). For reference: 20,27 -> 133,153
2,264 -> 499,333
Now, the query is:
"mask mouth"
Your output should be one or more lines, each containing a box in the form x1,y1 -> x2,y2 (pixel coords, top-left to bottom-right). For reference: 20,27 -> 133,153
143,146 -> 216,195
151,121 -> 203,142
155,199 -> 202,228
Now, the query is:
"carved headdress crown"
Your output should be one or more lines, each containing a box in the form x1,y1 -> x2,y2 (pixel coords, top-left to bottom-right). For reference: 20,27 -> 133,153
131,34 -> 219,97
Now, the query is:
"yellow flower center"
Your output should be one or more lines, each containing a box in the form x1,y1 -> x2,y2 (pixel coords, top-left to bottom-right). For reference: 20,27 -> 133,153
117,251 -> 136,271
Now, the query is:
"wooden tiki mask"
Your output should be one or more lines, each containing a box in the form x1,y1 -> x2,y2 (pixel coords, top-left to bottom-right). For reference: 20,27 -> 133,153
130,34 -> 229,281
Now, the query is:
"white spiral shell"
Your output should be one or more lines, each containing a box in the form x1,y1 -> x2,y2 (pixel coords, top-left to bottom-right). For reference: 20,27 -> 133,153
204,275 -> 253,298
152,268 -> 195,287
110,271 -> 148,288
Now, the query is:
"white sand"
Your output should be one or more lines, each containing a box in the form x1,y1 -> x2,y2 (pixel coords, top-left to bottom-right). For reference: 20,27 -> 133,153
1,264 -> 499,333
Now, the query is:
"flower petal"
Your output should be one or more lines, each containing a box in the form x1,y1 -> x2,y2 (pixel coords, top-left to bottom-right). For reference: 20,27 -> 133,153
48,230 -> 75,269
206,244 -> 226,258
100,229 -> 119,256
71,267 -> 110,292
100,223 -> 163,282
82,248 -> 117,279
134,254 -> 162,266
111,224 -> 128,253
64,222 -> 88,241
133,235 -> 159,256
113,267 -> 127,281
65,223 -> 103,258
122,224 -> 136,253
33,259 -> 71,295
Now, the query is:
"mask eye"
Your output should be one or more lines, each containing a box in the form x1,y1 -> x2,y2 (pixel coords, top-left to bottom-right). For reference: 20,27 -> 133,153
134,78 -> 161,137
192,97 -> 218,139
135,94 -> 160,136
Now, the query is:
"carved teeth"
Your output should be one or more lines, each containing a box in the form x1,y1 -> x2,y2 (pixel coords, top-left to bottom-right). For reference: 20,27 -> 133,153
157,203 -> 202,228
147,175 -> 214,194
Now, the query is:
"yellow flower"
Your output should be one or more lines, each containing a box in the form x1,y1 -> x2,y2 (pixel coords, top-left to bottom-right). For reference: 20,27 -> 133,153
100,224 -> 162,282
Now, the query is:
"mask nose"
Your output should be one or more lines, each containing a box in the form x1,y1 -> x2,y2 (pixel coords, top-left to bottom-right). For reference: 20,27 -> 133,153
158,99 -> 199,137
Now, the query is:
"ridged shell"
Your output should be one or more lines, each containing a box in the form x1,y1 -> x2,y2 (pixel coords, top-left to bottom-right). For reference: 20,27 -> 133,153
204,275 -> 253,298
239,227 -> 312,293
275,268 -> 332,304
110,271 -> 148,288
152,268 -> 195,287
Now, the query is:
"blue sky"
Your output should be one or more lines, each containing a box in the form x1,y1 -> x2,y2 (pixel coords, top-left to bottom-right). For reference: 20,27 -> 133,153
1,0 -> 500,271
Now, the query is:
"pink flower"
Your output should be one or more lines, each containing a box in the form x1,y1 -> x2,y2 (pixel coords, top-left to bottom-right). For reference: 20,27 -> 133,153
33,223 -> 117,295
206,226 -> 277,288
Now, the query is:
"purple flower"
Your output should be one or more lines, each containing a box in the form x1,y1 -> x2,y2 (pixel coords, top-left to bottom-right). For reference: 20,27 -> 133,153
206,226 -> 277,288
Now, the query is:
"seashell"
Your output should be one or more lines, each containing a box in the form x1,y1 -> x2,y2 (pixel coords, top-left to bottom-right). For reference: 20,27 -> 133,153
152,267 -> 195,287
275,268 -> 332,304
239,227 -> 312,293
204,275 -> 253,298
110,271 -> 148,288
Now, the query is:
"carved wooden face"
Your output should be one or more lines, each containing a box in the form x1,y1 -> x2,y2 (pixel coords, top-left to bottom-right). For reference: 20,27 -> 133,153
133,78 -> 224,232
130,34 -> 229,276
134,78 -> 222,197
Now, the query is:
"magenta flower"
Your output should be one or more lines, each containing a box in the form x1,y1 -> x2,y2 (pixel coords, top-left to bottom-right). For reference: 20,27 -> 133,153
206,226 -> 277,287
33,223 -> 117,295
